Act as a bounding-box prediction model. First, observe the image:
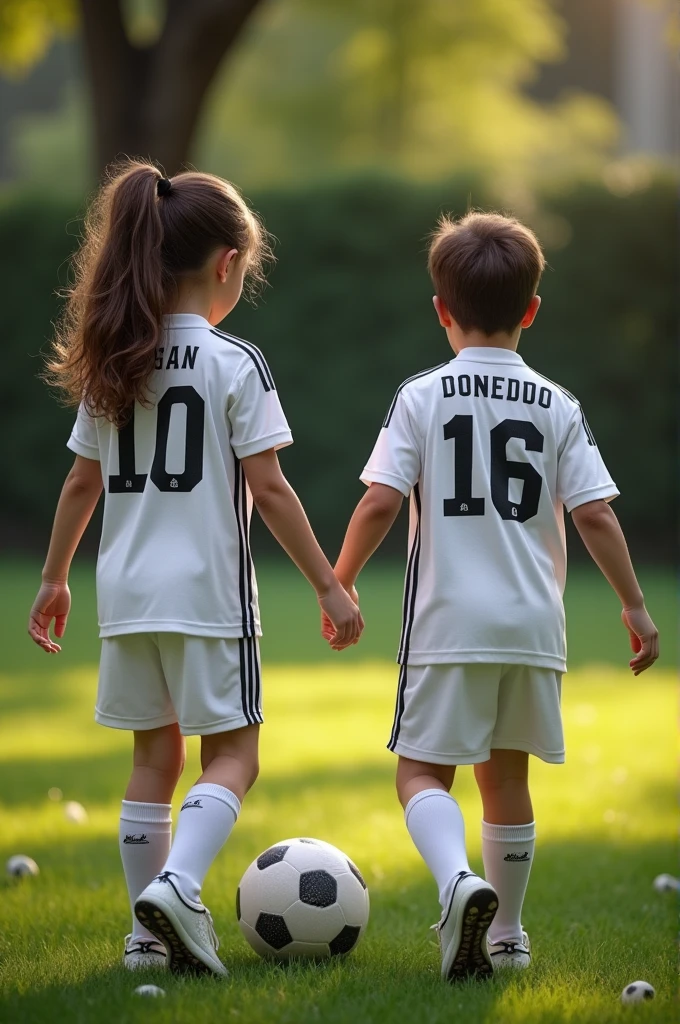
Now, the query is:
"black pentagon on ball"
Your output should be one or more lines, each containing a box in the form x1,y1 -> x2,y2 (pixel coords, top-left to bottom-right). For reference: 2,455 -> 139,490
236,886 -> 241,921
329,924 -> 361,956
299,869 -> 337,907
347,859 -> 367,890
257,845 -> 289,870
625,986 -> 636,995
255,912 -> 293,950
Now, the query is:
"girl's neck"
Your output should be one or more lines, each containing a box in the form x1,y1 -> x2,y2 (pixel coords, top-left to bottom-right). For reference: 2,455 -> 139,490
169,280 -> 214,322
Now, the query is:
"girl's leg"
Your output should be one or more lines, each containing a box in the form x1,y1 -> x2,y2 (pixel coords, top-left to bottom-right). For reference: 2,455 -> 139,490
396,756 -> 471,910
120,724 -> 185,942
474,749 -> 536,944
161,724 -> 259,902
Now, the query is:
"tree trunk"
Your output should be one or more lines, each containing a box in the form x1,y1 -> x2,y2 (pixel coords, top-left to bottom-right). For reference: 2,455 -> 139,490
78,0 -> 266,176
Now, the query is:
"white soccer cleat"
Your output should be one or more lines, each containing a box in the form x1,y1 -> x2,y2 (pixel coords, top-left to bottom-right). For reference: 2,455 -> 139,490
123,934 -> 167,971
434,871 -> 498,982
488,930 -> 531,969
135,872 -> 228,977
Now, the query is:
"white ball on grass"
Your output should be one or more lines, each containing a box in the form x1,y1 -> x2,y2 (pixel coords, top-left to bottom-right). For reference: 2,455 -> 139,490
64,801 -> 88,824
652,873 -> 679,893
6,855 -> 39,878
134,985 -> 165,998
621,981 -> 655,1004
237,836 -> 369,961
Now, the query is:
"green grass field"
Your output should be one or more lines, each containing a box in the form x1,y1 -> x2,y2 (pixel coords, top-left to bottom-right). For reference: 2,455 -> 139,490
0,559 -> 676,1024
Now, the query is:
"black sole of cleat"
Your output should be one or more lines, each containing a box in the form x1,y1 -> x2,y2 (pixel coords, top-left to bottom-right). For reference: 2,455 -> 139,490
135,899 -> 213,976
446,888 -> 498,983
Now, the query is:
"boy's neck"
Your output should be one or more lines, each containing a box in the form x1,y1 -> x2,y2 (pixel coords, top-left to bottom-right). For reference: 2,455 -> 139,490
448,324 -> 521,356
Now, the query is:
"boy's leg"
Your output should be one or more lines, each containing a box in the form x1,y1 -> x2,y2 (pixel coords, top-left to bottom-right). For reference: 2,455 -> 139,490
474,749 -> 536,946
396,757 -> 470,908
119,724 -> 184,949
397,756 -> 497,981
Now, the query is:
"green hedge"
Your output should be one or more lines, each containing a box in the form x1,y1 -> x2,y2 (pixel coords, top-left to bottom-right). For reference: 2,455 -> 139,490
0,175 -> 676,560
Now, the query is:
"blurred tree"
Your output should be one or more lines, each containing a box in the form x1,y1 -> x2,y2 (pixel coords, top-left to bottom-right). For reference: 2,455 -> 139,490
198,0 -> 619,190
0,0 -> 266,173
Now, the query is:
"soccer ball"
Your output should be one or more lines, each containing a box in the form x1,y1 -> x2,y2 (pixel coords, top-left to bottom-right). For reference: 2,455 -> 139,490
134,985 -> 165,998
621,981 -> 655,1004
652,873 -> 679,893
237,837 -> 369,960
6,855 -> 39,878
64,800 -> 88,824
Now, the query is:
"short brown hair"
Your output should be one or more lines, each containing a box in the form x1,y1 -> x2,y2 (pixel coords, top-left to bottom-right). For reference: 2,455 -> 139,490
428,211 -> 545,335
45,159 -> 272,427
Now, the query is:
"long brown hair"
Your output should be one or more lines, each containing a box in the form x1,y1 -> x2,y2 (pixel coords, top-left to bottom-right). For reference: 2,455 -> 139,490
46,159 -> 271,427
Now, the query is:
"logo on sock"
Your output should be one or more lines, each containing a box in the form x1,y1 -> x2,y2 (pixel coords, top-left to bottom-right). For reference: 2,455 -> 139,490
123,833 -> 149,844
504,851 -> 530,862
180,798 -> 203,811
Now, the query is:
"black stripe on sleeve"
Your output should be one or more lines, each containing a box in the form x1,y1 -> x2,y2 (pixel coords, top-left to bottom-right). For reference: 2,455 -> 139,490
533,370 -> 596,446
383,362 -> 449,428
210,328 -> 275,392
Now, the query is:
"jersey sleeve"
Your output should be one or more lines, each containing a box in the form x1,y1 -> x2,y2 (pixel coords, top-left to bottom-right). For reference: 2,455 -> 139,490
361,391 -> 421,496
557,408 -> 619,512
67,403 -> 100,461
228,361 -> 293,460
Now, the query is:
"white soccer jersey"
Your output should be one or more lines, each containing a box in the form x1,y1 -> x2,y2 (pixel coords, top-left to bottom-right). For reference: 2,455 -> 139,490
362,347 -> 618,672
67,313 -> 292,639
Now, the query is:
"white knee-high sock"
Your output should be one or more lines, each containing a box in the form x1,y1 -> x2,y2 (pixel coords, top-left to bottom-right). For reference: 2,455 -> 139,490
404,789 -> 471,910
481,820 -> 536,943
119,800 -> 172,942
162,783 -> 240,902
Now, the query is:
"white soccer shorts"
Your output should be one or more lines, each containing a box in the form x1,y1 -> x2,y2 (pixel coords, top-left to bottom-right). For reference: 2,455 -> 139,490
96,633 -> 262,736
388,663 -> 564,765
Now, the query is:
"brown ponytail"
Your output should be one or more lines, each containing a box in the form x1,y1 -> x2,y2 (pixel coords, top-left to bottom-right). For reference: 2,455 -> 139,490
45,159 -> 271,427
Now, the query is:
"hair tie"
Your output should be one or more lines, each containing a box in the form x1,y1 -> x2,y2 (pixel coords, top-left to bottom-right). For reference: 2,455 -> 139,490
157,177 -> 172,197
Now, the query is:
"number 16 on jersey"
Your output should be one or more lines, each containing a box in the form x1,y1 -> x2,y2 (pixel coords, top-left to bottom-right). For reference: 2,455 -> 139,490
443,414 -> 544,523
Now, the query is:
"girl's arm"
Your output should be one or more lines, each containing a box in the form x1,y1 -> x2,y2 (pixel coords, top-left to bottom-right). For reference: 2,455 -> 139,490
28,455 -> 103,653
241,448 -> 364,650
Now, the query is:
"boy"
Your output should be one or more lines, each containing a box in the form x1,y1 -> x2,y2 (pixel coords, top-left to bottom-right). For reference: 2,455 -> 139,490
323,212 -> 659,981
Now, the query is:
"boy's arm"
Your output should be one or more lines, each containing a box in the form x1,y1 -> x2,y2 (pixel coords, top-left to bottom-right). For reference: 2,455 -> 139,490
571,499 -> 658,674
334,484 -> 404,589
28,455 -> 103,653
241,448 -> 364,650
321,483 -> 403,642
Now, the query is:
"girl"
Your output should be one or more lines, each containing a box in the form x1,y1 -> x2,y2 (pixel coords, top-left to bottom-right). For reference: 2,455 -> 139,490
28,159 -> 363,976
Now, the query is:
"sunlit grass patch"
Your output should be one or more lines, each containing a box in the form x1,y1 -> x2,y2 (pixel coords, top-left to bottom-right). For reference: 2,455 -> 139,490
0,658 -> 676,1023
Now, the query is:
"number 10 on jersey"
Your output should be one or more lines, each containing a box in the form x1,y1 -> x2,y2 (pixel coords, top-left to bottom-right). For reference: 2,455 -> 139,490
443,415 -> 544,523
109,386 -> 205,494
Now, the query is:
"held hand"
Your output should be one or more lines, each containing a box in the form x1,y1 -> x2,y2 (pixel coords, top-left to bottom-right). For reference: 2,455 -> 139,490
28,580 -> 71,654
318,582 -> 363,651
321,585 -> 359,644
621,605 -> 659,675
